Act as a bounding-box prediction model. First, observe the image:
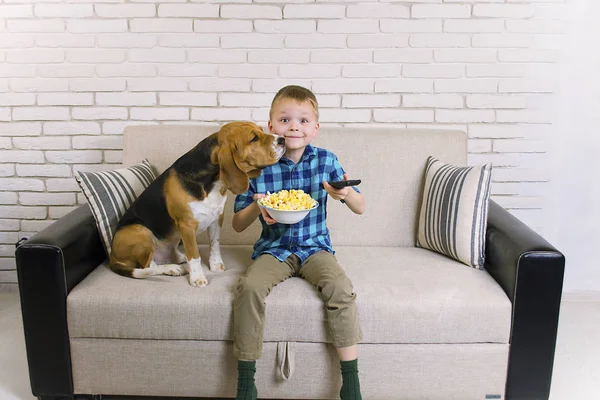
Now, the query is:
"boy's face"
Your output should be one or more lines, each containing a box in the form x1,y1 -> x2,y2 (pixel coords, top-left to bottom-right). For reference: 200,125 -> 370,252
268,98 -> 320,153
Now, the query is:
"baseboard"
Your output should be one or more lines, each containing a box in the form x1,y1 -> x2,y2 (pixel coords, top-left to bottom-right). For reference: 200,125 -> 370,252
561,290 -> 600,302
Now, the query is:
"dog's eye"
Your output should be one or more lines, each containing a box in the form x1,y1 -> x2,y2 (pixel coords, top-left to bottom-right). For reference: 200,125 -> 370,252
250,135 -> 259,143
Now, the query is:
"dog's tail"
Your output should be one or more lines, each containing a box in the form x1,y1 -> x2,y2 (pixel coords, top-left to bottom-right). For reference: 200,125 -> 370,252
109,252 -> 154,279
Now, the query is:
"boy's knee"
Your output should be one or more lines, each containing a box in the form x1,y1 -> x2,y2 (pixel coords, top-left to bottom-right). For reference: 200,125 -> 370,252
236,276 -> 269,299
321,276 -> 355,303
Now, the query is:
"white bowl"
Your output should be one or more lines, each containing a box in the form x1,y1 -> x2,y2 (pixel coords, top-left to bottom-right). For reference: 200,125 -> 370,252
258,201 -> 319,225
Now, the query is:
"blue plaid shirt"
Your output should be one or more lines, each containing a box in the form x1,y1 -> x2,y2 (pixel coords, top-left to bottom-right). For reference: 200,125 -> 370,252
234,144 -> 358,264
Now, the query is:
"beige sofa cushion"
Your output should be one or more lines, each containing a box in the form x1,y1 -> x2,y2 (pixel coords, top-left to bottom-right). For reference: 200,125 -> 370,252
67,245 -> 511,345
122,125 -> 466,247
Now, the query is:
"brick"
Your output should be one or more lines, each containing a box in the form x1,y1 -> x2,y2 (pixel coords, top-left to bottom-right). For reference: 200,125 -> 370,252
0,165 -> 15,177
467,95 -> 526,109
403,64 -> 464,78
159,92 -> 216,107
374,49 -> 433,64
20,220 -> 55,232
0,232 -> 19,244
347,34 -> 408,49
96,65 -> 156,78
97,93 -> 157,106
254,20 -> 315,34
412,5 -> 471,19
10,78 -> 69,92
499,79 -> 554,93
0,34 -> 35,48
67,49 -> 126,64
347,3 -> 409,18
0,93 -> 35,106
8,20 -> 65,33
0,192 -> 17,205
375,79 -> 434,93
220,93 -> 273,107
0,206 -> 46,219
128,48 -> 186,63
436,110 -> 495,123
496,110 -> 552,123
158,35 -> 218,48
492,196 -> 542,210
38,65 -> 95,78
102,121 -> 156,136
46,150 -> 102,164
221,5 -> 282,19
44,122 -> 100,135
252,79 -> 312,93
467,64 -> 528,78
188,49 -> 246,63
17,164 -> 71,177
191,108 -> 252,122
410,34 -> 470,48
189,78 -> 251,92
130,19 -> 192,33
98,34 -> 157,49
220,65 -> 279,79
13,107 -> 70,121
320,109 -> 371,123
380,19 -> 442,33
96,4 -> 156,18
493,139 -> 548,153
403,94 -> 463,109
35,4 -> 92,18
342,94 -> 399,108
127,78 -> 187,92
194,20 -> 252,33
342,65 -> 400,78
72,107 -> 127,120
67,19 -> 127,33
0,178 -> 44,190
285,34 -> 346,49
318,20 -> 378,34
6,49 -> 64,63
158,4 -> 220,18
103,151 -> 123,164
0,137 -> 11,149
49,206 -> 77,219
473,4 -> 534,18
468,139 -> 492,154
0,220 -> 20,231
0,64 -> 36,78
311,49 -> 371,63
69,78 -> 127,92
435,49 -> 497,63
249,49 -> 310,64
312,79 -> 373,94
221,34 -> 283,49
130,108 -> 189,121
284,5 -> 344,18
13,136 -> 70,150
444,19 -> 504,33
435,79 -> 498,93
0,5 -> 33,18
498,49 -> 559,63
374,109 -> 434,123
20,193 -> 76,206
38,93 -> 93,106
0,122 -> 41,136
473,34 -> 533,49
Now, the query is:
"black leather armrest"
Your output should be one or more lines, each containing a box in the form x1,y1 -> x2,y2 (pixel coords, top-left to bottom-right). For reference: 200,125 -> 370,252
15,204 -> 106,398
485,200 -> 565,400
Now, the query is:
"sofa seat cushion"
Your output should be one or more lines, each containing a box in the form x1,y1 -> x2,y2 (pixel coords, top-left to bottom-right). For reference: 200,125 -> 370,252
67,245 -> 511,344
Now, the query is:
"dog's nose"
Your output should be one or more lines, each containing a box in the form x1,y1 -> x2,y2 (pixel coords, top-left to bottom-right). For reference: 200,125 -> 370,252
277,137 -> 285,145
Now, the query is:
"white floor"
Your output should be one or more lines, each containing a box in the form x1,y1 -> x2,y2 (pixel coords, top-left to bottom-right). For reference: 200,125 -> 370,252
1,291 -> 599,400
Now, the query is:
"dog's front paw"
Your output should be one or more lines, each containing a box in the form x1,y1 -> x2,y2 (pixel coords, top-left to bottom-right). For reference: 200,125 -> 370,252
189,273 -> 208,287
209,262 -> 225,272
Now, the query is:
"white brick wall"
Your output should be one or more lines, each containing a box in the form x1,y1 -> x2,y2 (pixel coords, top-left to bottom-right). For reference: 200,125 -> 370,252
0,0 -> 566,289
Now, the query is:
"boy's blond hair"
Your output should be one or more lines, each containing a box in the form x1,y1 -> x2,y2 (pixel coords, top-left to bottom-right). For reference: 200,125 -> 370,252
269,85 -> 319,120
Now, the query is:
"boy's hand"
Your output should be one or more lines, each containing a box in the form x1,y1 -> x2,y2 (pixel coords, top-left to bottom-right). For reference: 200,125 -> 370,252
322,173 -> 350,201
254,193 -> 277,225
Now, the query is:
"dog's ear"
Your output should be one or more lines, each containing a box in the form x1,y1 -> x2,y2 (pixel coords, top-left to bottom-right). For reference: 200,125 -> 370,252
218,143 -> 249,195
247,169 -> 263,179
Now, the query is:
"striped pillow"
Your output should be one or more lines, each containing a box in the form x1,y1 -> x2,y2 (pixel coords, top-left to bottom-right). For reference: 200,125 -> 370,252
416,156 -> 492,269
75,160 -> 157,256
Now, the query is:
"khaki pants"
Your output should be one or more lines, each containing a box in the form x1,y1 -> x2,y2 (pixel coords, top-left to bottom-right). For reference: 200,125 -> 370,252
233,251 -> 362,361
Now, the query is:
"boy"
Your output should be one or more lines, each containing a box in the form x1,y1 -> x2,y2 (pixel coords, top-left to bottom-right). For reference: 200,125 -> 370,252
232,85 -> 365,400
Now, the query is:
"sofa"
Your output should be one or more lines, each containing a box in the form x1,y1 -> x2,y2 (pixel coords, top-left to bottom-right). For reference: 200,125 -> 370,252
15,125 -> 565,400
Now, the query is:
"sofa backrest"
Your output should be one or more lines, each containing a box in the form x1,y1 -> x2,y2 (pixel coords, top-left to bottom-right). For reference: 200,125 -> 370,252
123,125 -> 466,247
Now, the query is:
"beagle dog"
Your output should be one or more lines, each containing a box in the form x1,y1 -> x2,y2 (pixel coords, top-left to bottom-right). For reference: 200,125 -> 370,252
109,121 -> 285,287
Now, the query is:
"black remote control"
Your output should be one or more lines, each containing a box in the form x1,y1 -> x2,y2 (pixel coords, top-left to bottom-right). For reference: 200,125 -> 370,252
328,179 -> 361,189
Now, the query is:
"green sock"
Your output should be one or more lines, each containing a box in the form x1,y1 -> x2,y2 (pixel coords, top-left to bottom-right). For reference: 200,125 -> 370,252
340,359 -> 362,400
236,360 -> 258,400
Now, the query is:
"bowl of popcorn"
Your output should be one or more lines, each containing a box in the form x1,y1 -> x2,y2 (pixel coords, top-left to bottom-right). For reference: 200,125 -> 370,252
257,189 -> 319,224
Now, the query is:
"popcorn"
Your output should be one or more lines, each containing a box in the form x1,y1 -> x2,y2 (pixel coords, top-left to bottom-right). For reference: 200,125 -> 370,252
259,189 -> 317,211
